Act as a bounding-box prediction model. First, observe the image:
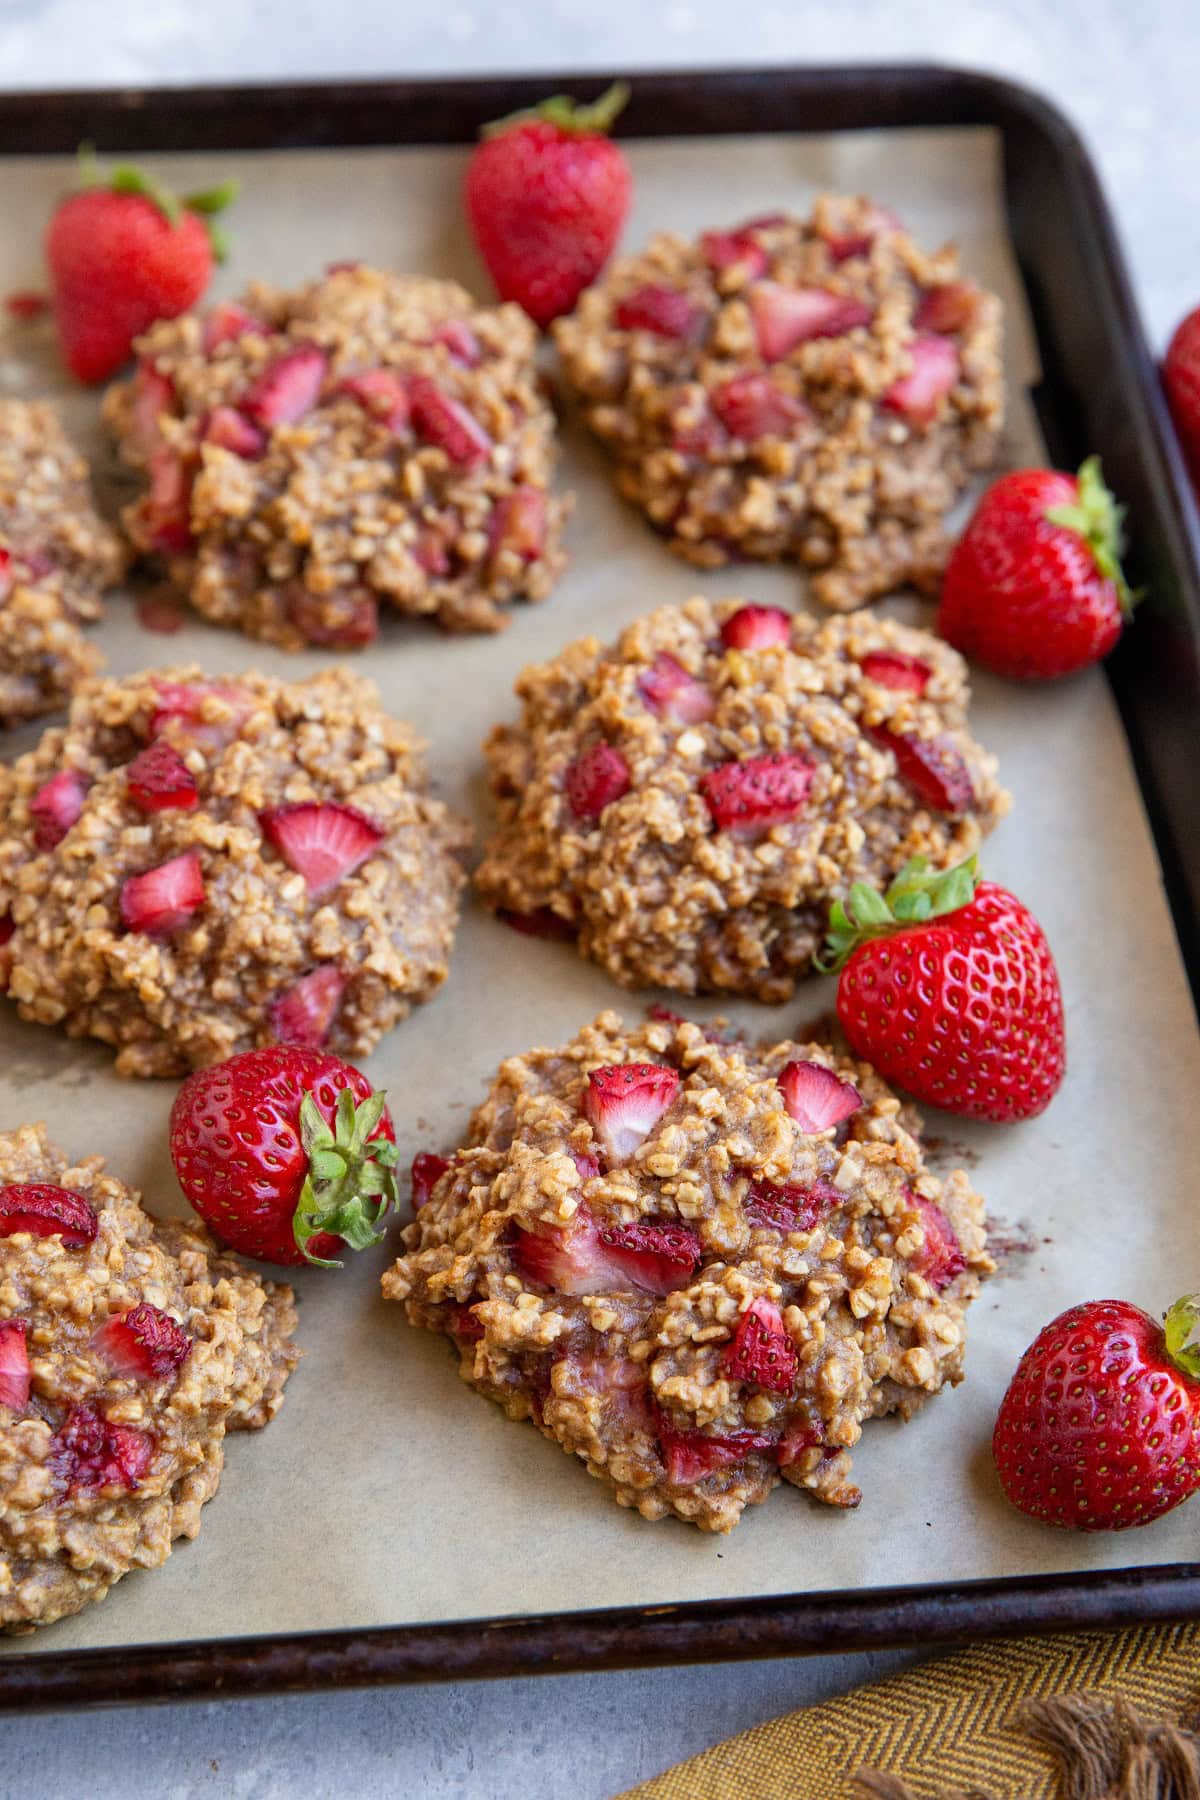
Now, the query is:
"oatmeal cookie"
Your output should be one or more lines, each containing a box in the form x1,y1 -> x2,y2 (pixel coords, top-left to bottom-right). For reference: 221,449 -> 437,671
0,665 -> 471,1077
0,398 -> 124,726
0,1122 -> 298,1631
554,196 -> 1003,610
475,597 -> 1009,1000
384,1011 -> 991,1533
102,266 -> 569,648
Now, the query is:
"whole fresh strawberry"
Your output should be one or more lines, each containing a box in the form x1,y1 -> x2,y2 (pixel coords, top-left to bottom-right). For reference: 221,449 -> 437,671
169,1045 -> 397,1267
1164,305 -> 1200,487
821,856 -> 1065,1123
465,82 -> 632,327
993,1297 -> 1200,1530
46,145 -> 236,383
938,458 -> 1135,680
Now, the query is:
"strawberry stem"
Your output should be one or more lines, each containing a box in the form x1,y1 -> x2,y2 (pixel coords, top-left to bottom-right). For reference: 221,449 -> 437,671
816,854 -> 979,973
292,1085 -> 399,1268
1164,1295 -> 1200,1380
481,80 -> 631,141
74,142 -> 236,259
1044,456 -> 1138,618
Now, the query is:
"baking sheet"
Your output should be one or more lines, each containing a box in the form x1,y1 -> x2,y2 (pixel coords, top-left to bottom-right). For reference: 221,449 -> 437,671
2,123 -> 1198,1661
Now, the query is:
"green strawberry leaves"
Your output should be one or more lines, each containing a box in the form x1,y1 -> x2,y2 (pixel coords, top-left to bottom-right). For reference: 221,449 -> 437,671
292,1084 -> 399,1268
1164,1294 -> 1200,1381
1045,455 -> 1138,618
482,80 -> 631,141
817,854 -> 980,973
76,142 -> 238,262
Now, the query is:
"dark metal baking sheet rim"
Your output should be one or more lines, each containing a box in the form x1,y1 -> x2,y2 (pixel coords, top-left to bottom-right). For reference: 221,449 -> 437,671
2,62 -> 1199,1707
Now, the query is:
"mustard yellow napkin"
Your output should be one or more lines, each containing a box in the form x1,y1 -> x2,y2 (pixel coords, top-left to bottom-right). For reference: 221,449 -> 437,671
616,1623 -> 1200,1799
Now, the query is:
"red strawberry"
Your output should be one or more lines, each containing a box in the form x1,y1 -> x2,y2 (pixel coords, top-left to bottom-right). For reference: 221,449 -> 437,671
867,724 -> 975,815
993,1296 -> 1200,1531
723,1297 -> 797,1392
31,768 -> 89,850
711,373 -> 807,440
287,583 -> 379,649
447,1303 -> 485,1342
905,1191 -> 965,1290
489,486 -> 546,562
0,1182 -> 98,1246
411,1151 -> 451,1209
700,230 -> 768,279
497,905 -> 577,941
564,742 -> 631,821
409,376 -> 493,467
913,281 -> 981,335
858,649 -> 931,694
5,290 -> 49,320
719,604 -> 791,650
465,83 -> 632,327
93,1303 -> 192,1382
700,751 -> 814,836
260,803 -> 384,897
119,849 -> 205,936
512,1219 -> 616,1294
938,460 -> 1135,680
202,405 -> 266,459
49,1402 -> 153,1494
0,1320 -> 30,1411
820,205 -> 900,262
514,1211 -> 700,1297
777,1060 -> 861,1133
129,360 -> 176,458
139,447 -> 194,554
657,1414 -> 778,1485
596,1218 -> 703,1293
126,740 -> 199,813
749,283 -> 872,361
636,653 -> 714,724
881,334 -> 959,424
202,300 -> 261,352
45,151 -> 235,383
583,1062 -> 680,1162
270,965 -> 347,1050
169,1044 -> 398,1266
744,1176 -> 842,1233
614,284 -> 706,341
824,855 -> 1066,1123
149,678 -> 247,745
338,367 -> 411,432
671,408 -> 727,458
432,320 -> 482,366
242,344 -> 327,429
1165,307 -> 1200,485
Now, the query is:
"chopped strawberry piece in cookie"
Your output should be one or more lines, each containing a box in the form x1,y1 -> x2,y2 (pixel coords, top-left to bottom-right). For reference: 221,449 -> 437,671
126,741 -> 199,813
596,1218 -> 703,1294
564,742 -> 631,821
858,649 -> 931,694
778,1060 -> 861,1133
130,361 -> 176,459
141,447 -> 194,554
447,1303 -> 485,1341
699,231 -> 768,279
513,1210 -> 698,1297
202,301 -> 262,352
821,206 -> 901,262
776,1414 -> 825,1465
338,368 -> 411,432
636,653 -> 714,725
409,377 -> 493,468
287,583 -> 379,648
744,1176 -> 842,1233
614,285 -> 706,340
750,283 -> 872,361
0,1182 -> 97,1246
497,906 -> 577,941
658,1417 -> 779,1485
0,1320 -> 30,1412
411,1151 -> 451,1209
701,751 -> 814,836
913,282 -> 981,335
119,849 -> 205,936
259,803 -> 384,897
882,334 -> 959,425
723,1297 -> 797,1392
49,1402 -> 154,1494
270,965 -> 347,1049
720,604 -> 792,650
432,320 -> 483,366
512,1218 -> 615,1296
583,1062 -> 680,1162
93,1303 -> 192,1381
242,343 -> 328,428
489,486 -> 547,563
711,373 -> 808,440
202,405 -> 266,459
31,768 -> 89,850
867,725 -> 976,815
907,1191 -> 966,1290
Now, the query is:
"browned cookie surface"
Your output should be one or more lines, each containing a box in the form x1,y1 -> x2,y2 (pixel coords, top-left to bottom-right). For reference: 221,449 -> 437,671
0,1124 -> 298,1631
384,1012 -> 991,1533
0,665 -> 471,1076
104,267 -> 570,647
554,196 -> 1003,610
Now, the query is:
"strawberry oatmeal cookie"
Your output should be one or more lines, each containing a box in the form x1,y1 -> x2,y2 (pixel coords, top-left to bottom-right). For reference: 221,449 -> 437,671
0,665 -> 470,1076
384,1011 -> 991,1532
475,596 -> 1008,999
102,265 -> 569,648
0,1122 -> 298,1631
554,195 -> 1003,610
0,398 -> 124,726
